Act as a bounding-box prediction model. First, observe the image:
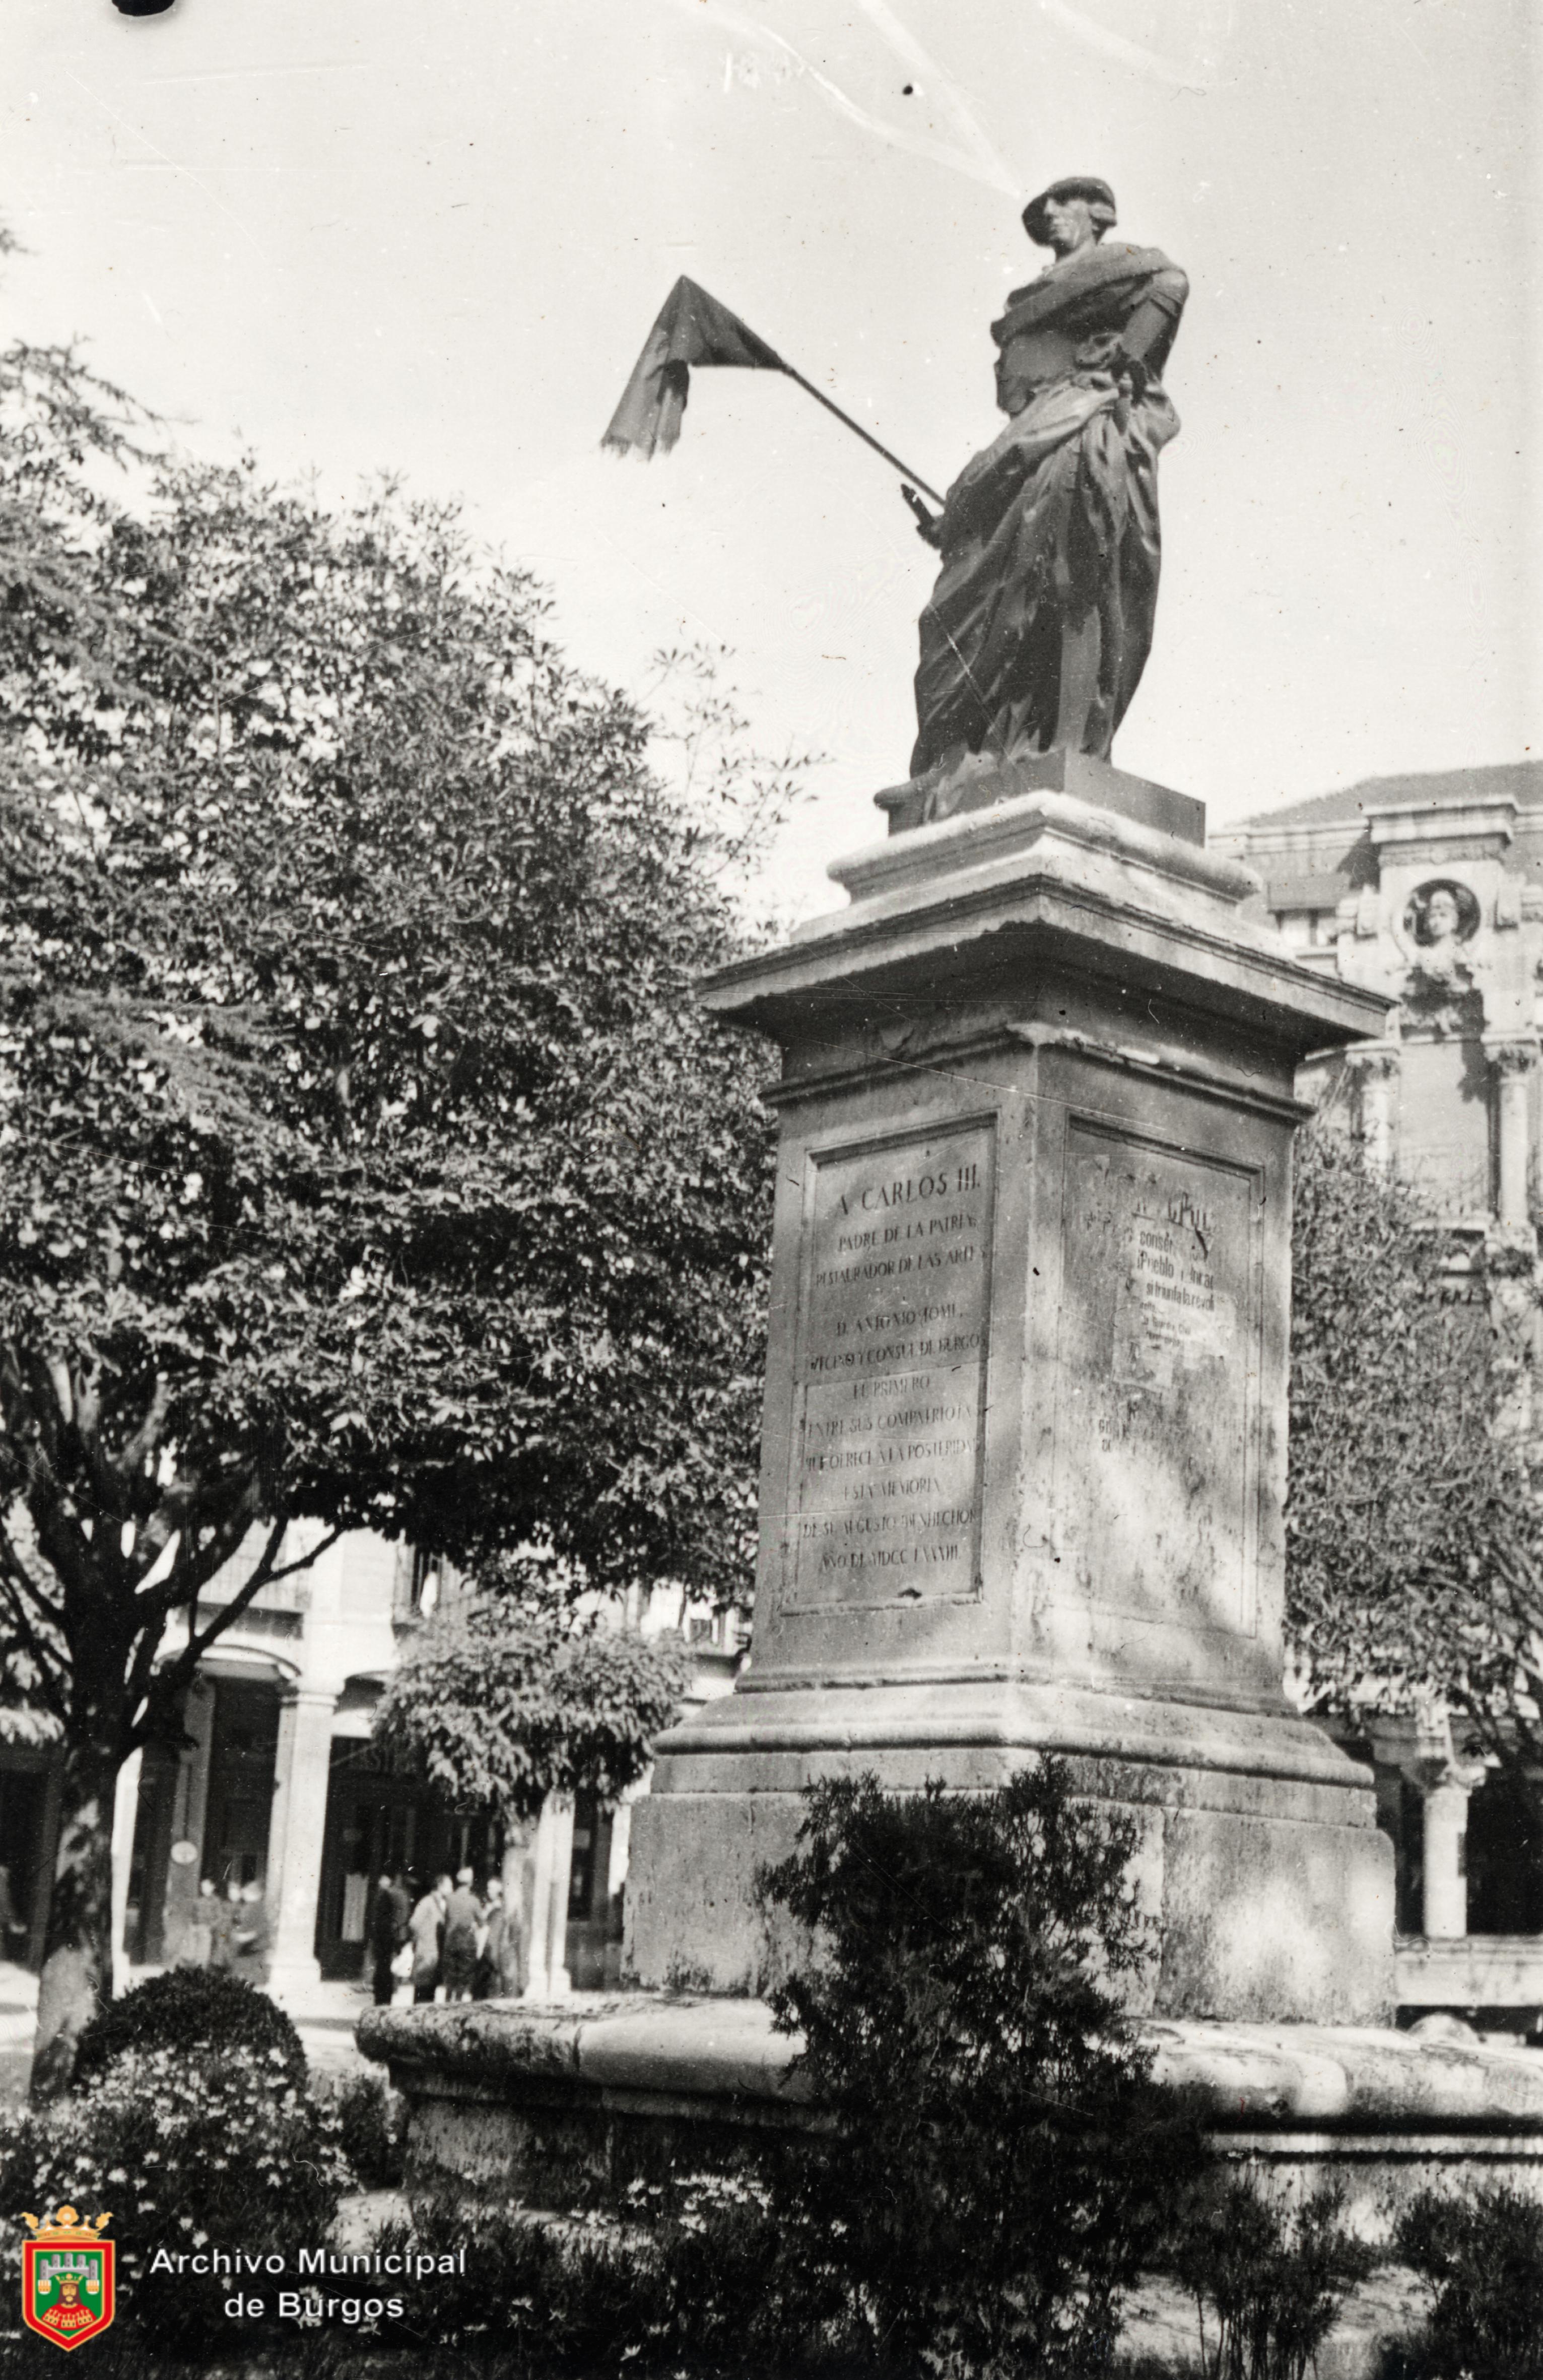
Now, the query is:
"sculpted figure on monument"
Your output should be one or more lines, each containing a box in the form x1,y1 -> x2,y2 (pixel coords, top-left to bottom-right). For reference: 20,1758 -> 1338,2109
1394,879 -> 1486,1034
909,177 -> 1187,781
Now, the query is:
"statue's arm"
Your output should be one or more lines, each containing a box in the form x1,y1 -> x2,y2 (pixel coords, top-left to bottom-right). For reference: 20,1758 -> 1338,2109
1115,264 -> 1189,388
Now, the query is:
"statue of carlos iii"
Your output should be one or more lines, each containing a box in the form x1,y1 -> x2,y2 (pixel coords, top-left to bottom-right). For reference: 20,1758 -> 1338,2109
910,176 -> 1187,781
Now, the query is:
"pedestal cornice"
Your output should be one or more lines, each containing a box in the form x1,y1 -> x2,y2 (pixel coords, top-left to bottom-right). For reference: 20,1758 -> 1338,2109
704,788 -> 1391,1067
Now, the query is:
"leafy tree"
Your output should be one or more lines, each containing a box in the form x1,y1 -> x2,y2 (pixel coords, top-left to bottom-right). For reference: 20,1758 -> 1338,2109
1286,1124 -> 1506,1688
0,332 -> 793,2091
758,1765 -> 1203,2377
1285,1124 -> 1543,1776
372,1573 -> 691,1955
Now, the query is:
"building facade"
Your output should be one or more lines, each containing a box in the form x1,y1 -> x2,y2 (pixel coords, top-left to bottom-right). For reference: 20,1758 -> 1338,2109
1219,758 -> 1543,2033
1,1533 -> 741,2005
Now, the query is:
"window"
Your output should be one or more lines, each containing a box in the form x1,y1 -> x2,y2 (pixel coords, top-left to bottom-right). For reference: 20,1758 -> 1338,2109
395,1547 -> 444,1620
1276,910 -> 1332,951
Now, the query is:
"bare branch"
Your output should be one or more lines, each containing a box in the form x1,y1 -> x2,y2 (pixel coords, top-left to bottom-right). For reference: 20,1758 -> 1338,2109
136,1483 -> 265,1628
133,1515 -> 318,1743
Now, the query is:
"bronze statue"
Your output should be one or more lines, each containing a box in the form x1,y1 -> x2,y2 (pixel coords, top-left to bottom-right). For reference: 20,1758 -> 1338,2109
909,177 -> 1187,780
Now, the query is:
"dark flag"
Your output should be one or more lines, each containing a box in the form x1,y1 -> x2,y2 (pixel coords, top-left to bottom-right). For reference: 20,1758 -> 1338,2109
601,277 -> 786,460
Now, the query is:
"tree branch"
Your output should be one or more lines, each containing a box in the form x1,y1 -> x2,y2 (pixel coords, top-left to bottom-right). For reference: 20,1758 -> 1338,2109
133,1514 -> 318,1745
136,1469 -> 263,1614
116,1372 -> 171,1487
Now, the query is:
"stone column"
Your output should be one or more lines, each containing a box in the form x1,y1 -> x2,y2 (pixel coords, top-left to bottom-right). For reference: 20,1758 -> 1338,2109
1485,1037 -> 1539,1228
523,1794 -> 574,2002
264,1688 -> 338,2004
1346,1045 -> 1400,1171
1418,1747 -> 1490,1942
110,1748 -> 143,1993
1422,1776 -> 1472,1940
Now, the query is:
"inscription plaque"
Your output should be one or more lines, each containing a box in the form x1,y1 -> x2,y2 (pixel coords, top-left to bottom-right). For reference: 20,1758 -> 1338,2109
784,1121 -> 994,1610
1053,1124 -> 1258,1632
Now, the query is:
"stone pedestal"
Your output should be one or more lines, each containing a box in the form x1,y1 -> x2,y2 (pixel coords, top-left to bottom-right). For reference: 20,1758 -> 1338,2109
625,755 -> 1396,2022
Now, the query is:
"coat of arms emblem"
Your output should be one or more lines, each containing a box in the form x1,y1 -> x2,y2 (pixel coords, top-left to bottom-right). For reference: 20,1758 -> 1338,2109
19,2207 -> 115,2351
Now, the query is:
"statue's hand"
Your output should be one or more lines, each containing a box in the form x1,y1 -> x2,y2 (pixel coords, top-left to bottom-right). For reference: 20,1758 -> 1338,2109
900,484 -> 944,548
1114,350 -> 1150,401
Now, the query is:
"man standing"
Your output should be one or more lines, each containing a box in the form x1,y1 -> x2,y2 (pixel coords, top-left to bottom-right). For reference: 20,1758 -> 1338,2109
231,1879 -> 270,1987
910,177 -> 1187,782
182,1876 -> 220,1967
368,1870 -> 411,2006
477,1872 -> 527,2000
409,1873 -> 449,2005
440,1867 -> 482,2003
208,1877 -> 241,1970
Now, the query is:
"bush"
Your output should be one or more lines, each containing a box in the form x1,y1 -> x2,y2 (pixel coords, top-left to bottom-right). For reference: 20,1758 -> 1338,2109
0,2041 -> 352,2355
352,2177 -> 855,2376
756,1762 -> 1206,2378
325,2068 -> 408,2190
71,1965 -> 306,2093
1165,2172 -> 1374,2380
1393,2184 -> 1543,2378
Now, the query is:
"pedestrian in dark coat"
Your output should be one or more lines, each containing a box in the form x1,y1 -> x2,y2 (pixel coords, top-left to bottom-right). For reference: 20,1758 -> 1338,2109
368,1871 -> 411,2005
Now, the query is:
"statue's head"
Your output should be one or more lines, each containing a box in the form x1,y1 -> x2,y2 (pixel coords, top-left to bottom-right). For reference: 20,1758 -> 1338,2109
1425,887 -> 1461,942
1407,879 -> 1479,949
57,2276 -> 81,2305
1022,177 -> 1116,253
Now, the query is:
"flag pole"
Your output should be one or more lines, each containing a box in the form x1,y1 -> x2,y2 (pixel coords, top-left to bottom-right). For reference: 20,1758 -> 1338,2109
773,361 -> 946,509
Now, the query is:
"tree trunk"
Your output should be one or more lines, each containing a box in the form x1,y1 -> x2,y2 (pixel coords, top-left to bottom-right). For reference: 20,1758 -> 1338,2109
30,1737 -> 123,2101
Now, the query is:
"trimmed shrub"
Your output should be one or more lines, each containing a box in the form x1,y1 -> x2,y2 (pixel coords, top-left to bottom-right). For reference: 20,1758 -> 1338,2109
1165,2172 -> 1374,2380
71,1965 -> 306,2092
0,2041 -> 352,2355
1393,2184 -> 1543,2378
756,1762 -> 1207,2378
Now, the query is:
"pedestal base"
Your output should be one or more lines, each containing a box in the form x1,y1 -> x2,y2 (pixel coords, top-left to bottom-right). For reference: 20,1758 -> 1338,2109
624,1678 -> 1394,2025
356,1992 -> 1543,2242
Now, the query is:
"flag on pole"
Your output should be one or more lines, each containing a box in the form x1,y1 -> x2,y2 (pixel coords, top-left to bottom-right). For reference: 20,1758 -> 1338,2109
601,278 -> 786,460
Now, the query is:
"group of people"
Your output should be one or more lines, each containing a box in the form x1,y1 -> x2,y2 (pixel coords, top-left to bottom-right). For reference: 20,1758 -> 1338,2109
183,1875 -> 270,1979
368,1865 -> 524,2006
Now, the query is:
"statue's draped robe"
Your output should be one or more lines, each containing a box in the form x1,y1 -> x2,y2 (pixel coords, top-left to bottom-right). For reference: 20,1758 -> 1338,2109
912,242 -> 1188,777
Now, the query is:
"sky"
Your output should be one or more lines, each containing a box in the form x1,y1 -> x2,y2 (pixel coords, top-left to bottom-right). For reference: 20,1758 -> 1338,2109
4,0 -> 1539,921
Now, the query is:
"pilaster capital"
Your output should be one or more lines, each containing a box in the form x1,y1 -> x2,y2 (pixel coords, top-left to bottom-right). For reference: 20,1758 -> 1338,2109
1483,1034 -> 1540,1078
1344,1043 -> 1401,1082
1414,1752 -> 1490,1797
